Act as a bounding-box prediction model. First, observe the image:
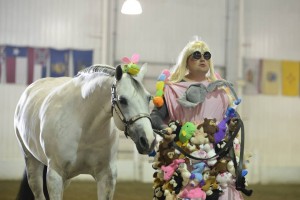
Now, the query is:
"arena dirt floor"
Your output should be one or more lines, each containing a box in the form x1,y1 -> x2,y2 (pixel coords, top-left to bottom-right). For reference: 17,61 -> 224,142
1,180 -> 300,200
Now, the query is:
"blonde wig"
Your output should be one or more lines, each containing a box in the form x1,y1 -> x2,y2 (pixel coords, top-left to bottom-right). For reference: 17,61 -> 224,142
169,40 -> 235,105
169,40 -> 217,83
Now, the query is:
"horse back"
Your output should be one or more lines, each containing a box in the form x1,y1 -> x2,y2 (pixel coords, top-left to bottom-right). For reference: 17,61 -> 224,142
14,77 -> 72,163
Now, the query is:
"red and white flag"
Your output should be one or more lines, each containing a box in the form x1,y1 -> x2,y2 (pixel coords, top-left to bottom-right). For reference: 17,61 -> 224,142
28,47 -> 49,84
5,46 -> 28,84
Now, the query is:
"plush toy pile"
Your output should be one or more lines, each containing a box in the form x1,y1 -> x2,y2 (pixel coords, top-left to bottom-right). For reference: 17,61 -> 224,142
151,113 -> 252,200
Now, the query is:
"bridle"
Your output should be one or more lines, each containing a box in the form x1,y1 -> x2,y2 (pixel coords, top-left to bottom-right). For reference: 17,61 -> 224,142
111,81 -> 152,138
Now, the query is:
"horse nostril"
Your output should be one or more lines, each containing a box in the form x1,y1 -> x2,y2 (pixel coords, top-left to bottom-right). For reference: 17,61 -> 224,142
139,136 -> 148,149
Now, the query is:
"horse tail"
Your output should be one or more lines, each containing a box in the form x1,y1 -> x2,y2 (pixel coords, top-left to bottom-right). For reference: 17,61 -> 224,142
16,166 -> 49,200
43,165 -> 50,200
16,169 -> 34,200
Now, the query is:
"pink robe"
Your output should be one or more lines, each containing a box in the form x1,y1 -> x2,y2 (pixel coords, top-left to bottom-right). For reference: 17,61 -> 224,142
164,81 -> 229,125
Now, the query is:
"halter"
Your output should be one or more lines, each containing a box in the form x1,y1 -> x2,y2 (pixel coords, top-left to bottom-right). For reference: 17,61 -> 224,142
111,81 -> 152,138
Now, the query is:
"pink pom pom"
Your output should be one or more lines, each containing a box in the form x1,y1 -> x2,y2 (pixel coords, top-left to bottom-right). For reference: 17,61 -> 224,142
162,69 -> 170,78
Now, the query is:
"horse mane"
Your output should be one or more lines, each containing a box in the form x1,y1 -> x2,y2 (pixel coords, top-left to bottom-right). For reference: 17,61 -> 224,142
74,64 -> 116,99
76,64 -> 116,77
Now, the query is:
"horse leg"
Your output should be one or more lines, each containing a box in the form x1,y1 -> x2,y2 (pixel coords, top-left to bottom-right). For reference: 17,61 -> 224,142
95,166 -> 117,200
46,167 -> 64,200
25,154 -> 47,200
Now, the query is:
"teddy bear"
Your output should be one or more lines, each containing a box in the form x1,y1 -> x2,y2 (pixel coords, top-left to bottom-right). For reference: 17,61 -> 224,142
198,118 -> 219,143
190,126 -> 209,145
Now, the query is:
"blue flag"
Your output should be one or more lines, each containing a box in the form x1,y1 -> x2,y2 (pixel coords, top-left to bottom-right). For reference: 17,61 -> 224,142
50,49 -> 70,77
72,50 -> 93,76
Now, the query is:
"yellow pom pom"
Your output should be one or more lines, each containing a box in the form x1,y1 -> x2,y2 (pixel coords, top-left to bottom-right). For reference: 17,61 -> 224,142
153,96 -> 164,107
156,81 -> 165,90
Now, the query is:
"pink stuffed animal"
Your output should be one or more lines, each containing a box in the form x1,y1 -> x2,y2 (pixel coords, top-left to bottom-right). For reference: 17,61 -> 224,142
161,159 -> 185,181
179,187 -> 206,200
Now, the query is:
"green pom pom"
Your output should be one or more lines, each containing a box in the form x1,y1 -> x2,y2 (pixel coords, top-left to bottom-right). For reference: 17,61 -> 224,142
156,90 -> 164,96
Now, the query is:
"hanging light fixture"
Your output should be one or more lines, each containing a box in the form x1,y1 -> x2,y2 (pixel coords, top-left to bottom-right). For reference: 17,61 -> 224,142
121,0 -> 143,15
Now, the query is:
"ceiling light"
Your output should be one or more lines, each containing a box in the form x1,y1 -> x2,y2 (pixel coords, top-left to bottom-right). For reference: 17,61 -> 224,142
121,0 -> 142,15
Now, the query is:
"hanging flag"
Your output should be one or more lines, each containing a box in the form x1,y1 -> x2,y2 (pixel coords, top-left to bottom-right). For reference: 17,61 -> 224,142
5,46 -> 28,84
72,50 -> 93,76
260,60 -> 281,95
50,49 -> 69,77
0,46 -> 5,83
243,58 -> 261,95
28,47 -> 49,84
281,61 -> 300,96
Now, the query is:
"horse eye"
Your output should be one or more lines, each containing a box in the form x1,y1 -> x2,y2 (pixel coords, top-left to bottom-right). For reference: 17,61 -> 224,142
118,96 -> 128,105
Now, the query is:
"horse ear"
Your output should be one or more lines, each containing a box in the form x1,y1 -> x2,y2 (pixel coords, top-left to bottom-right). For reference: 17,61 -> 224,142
115,65 -> 123,81
136,63 -> 147,82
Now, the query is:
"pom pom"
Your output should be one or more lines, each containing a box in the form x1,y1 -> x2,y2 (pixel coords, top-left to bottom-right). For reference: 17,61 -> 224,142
156,81 -> 165,90
156,90 -> 164,97
157,74 -> 166,81
153,96 -> 164,107
162,69 -> 170,77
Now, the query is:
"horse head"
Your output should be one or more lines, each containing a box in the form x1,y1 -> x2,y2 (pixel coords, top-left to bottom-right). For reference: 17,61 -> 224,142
112,63 -> 155,154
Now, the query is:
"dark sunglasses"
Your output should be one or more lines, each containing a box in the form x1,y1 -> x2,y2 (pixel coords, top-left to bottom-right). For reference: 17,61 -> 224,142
191,51 -> 211,60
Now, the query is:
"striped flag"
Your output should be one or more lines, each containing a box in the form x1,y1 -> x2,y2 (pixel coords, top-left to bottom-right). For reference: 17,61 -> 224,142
260,60 -> 281,95
28,48 -> 49,84
281,61 -> 300,96
5,46 -> 28,84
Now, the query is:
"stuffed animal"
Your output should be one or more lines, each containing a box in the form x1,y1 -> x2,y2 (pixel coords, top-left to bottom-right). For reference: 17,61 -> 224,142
177,163 -> 191,187
178,122 -> 196,146
153,170 -> 165,189
168,120 -> 182,142
179,187 -> 206,200
164,189 -> 175,200
206,189 -> 223,200
198,118 -> 218,143
121,54 -> 141,76
161,159 -> 185,181
201,168 -> 219,193
153,185 -> 165,200
190,162 -> 206,187
169,171 -> 183,194
190,126 -> 209,145
214,117 -> 228,144
216,172 -> 233,188
203,143 -> 217,166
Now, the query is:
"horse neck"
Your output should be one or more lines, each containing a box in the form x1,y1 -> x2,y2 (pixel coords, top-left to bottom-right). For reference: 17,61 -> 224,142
79,75 -> 114,121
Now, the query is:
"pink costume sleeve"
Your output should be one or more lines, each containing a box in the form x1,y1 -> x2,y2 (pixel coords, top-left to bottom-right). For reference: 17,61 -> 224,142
164,81 -> 229,125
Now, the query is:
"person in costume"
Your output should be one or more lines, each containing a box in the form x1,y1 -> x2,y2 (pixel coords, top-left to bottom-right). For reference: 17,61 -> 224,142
151,40 -> 246,200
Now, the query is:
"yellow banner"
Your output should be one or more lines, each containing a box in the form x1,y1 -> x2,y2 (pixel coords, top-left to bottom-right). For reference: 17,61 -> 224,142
282,61 -> 300,96
260,60 -> 281,95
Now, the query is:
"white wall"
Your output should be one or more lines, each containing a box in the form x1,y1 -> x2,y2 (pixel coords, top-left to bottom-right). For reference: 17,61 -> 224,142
0,0 -> 300,184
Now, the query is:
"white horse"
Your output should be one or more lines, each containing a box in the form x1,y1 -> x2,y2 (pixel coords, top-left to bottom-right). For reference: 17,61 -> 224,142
14,64 -> 156,200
